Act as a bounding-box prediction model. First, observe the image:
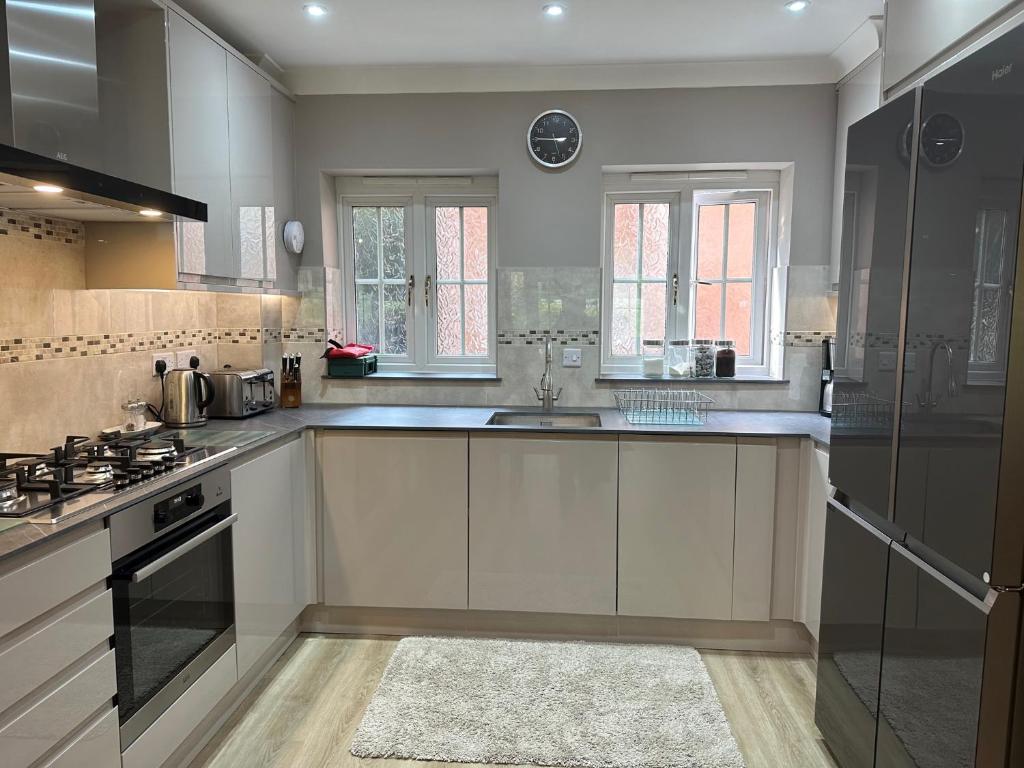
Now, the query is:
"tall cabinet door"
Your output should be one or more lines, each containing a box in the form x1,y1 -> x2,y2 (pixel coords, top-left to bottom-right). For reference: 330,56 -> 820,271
893,23 -> 1024,586
167,12 -> 233,278
227,57 -> 274,281
815,499 -> 892,768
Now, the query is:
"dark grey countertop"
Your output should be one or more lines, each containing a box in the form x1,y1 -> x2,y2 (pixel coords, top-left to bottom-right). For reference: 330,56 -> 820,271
0,405 -> 829,562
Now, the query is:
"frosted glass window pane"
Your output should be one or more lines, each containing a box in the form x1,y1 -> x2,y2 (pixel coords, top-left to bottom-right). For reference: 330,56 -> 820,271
180,222 -> 205,274
695,282 -> 722,340
436,284 -> 462,356
382,283 -> 408,355
355,284 -> 380,349
725,282 -> 752,355
465,284 -> 488,356
697,205 -> 725,280
641,282 -> 666,343
727,203 -> 755,279
612,283 -> 639,357
353,207 -> 379,279
463,207 -> 488,281
642,203 -> 669,279
435,207 -> 461,281
239,206 -> 264,279
381,207 -> 406,280
614,204 -> 639,279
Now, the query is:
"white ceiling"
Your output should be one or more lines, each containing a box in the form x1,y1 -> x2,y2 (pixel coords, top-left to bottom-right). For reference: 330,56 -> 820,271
173,0 -> 883,93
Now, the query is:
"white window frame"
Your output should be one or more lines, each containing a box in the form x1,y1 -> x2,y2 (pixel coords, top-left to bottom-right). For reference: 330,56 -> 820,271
689,190 -> 773,372
338,177 -> 497,374
600,172 -> 778,377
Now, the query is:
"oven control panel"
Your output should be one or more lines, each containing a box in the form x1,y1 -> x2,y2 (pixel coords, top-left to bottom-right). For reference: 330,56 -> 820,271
153,482 -> 205,531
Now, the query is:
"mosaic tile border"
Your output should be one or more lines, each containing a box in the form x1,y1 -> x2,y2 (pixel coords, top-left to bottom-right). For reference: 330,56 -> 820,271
282,327 -> 326,343
498,329 -> 599,346
0,208 -> 84,246
0,326 -> 325,365
772,330 -> 836,347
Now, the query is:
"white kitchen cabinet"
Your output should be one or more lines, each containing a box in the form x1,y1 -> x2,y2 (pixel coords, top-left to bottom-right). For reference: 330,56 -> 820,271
231,436 -> 310,678
733,439 -> 778,622
227,55 -> 274,280
469,434 -> 617,615
618,437 -> 737,620
321,431 -> 469,610
796,441 -> 830,641
167,11 -> 234,279
268,89 -> 295,282
883,0 -> 1016,92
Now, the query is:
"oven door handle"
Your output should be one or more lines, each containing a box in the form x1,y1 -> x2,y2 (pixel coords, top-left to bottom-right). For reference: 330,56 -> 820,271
130,514 -> 238,583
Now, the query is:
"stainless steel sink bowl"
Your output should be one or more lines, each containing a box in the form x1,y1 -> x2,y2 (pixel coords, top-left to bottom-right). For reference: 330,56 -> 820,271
487,412 -> 602,428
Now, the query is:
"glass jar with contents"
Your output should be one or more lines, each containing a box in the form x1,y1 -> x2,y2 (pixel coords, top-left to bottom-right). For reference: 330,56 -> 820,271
692,339 -> 716,378
642,339 -> 665,377
667,340 -> 691,377
715,340 -> 736,378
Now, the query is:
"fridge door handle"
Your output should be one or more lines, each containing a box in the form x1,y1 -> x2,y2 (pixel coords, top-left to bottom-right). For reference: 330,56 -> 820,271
827,497 -> 894,545
890,541 -> 994,613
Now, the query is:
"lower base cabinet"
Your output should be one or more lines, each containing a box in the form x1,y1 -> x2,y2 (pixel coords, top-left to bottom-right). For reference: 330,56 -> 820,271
231,436 -> 310,679
468,434 -> 618,615
320,431 -> 469,610
618,437 -> 738,620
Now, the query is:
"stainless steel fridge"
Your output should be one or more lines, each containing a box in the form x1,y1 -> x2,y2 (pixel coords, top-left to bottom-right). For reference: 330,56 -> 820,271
816,22 -> 1024,768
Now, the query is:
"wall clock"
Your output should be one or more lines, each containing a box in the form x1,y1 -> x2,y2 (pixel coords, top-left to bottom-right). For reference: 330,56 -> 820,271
527,109 -> 582,169
283,220 -> 305,255
920,112 -> 964,167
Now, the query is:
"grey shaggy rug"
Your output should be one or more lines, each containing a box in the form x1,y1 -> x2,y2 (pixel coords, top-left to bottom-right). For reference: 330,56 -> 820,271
350,636 -> 745,768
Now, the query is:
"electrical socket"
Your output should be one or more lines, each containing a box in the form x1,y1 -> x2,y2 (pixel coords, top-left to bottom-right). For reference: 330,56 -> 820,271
152,353 -> 174,377
175,349 -> 198,369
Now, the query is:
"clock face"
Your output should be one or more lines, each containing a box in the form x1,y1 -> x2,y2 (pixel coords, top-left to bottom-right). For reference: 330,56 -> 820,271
920,112 -> 964,167
528,110 -> 581,168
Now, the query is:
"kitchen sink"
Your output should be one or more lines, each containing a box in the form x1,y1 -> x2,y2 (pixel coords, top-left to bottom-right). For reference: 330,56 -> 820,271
486,412 -> 602,428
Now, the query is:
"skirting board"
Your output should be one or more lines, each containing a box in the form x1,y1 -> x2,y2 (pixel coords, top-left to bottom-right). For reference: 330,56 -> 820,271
301,606 -> 814,654
159,619 -> 301,768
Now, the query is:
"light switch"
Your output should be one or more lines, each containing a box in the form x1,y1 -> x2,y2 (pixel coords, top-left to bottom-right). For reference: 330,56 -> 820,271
562,348 -> 582,368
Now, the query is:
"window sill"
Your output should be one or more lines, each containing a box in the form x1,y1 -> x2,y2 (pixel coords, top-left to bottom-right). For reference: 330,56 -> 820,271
596,374 -> 789,385
323,372 -> 501,383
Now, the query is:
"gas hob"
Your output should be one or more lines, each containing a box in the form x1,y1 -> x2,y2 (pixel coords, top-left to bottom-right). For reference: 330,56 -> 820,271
0,432 -> 233,524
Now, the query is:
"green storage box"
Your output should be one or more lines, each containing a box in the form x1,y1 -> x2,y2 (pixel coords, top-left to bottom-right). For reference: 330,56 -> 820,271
327,354 -> 378,378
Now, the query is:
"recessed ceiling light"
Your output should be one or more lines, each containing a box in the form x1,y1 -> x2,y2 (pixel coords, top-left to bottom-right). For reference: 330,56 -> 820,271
785,0 -> 810,11
33,184 -> 63,194
543,3 -> 565,17
139,209 -> 163,217
304,3 -> 327,17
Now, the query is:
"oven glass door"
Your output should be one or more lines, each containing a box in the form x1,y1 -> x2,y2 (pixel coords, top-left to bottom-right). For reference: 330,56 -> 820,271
111,505 -> 235,744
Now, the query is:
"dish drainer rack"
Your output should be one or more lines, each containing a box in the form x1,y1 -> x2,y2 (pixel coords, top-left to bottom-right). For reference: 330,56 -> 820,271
832,392 -> 896,430
614,388 -> 714,426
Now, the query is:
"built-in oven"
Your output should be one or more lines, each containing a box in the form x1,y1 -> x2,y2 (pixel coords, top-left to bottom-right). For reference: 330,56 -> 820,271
108,465 -> 234,750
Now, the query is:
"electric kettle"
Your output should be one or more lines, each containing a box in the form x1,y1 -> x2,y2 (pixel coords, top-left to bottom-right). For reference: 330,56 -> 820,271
162,359 -> 215,428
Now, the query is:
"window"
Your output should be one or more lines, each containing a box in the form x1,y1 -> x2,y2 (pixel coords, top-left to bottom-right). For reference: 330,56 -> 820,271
968,207 -> 1012,383
601,173 -> 776,375
339,177 -> 497,374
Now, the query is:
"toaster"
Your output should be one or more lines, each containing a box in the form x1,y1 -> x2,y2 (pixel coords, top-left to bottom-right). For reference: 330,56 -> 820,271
206,368 -> 276,419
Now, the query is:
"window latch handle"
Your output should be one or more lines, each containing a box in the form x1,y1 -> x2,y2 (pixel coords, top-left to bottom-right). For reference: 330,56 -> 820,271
424,275 -> 432,308
672,273 -> 679,306
407,274 -> 415,307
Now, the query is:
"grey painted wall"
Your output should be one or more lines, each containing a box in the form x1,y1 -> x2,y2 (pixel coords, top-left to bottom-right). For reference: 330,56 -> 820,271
293,84 -> 838,272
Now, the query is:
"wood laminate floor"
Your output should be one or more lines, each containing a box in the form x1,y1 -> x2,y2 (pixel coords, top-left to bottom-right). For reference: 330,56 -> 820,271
190,634 -> 837,768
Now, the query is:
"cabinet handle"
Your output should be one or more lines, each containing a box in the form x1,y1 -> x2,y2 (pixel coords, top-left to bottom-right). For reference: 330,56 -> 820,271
424,275 -> 432,308
407,275 -> 415,307
672,273 -> 679,306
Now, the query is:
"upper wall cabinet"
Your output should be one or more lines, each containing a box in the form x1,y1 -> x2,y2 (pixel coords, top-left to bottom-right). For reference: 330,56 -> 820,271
227,56 -> 274,281
166,10 -> 293,285
167,11 -> 234,279
883,0 -> 1017,92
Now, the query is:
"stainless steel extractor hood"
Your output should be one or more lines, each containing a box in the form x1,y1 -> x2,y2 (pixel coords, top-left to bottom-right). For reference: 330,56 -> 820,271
0,0 -> 203,221
0,142 -> 207,221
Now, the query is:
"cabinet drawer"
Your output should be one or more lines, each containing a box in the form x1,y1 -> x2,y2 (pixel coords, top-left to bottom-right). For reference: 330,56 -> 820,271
0,590 -> 113,715
0,529 -> 111,638
40,707 -> 119,768
0,649 -> 117,768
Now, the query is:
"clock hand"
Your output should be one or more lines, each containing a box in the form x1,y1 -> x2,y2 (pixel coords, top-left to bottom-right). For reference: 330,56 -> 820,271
535,137 -> 567,143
